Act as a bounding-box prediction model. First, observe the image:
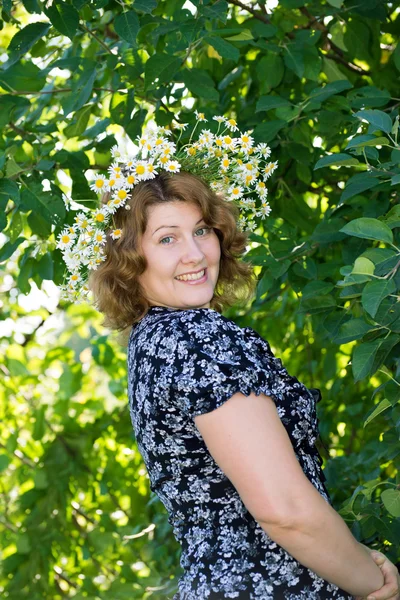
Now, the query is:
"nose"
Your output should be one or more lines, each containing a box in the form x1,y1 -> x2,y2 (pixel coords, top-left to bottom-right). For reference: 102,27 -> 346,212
180,235 -> 206,264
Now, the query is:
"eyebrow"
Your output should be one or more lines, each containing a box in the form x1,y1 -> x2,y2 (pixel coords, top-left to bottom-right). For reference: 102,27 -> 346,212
152,217 -> 205,236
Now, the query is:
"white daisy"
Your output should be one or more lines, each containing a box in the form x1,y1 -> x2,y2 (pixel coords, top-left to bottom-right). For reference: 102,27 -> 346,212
228,184 -> 244,199
263,161 -> 278,180
256,143 -> 272,158
74,212 -> 91,231
165,160 -> 181,173
221,155 -> 230,171
90,176 -> 107,194
69,272 -> 81,286
133,160 -> 149,180
110,145 -> 124,161
257,202 -> 272,217
213,116 -> 225,123
57,229 -> 76,250
255,181 -> 268,198
62,193 -> 71,211
195,110 -> 207,122
110,229 -> 122,240
93,208 -> 109,224
93,230 -> 107,245
222,134 -> 237,151
225,118 -> 239,132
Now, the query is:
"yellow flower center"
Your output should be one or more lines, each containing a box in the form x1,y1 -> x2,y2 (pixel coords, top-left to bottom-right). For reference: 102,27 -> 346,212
61,235 -> 70,243
96,213 -> 105,222
160,156 -> 168,164
136,165 -> 146,175
224,136 -> 232,145
118,189 -> 127,199
242,135 -> 249,143
127,174 -> 136,184
215,139 -> 223,146
71,275 -> 79,281
228,119 -> 236,127
114,229 -> 121,236
93,245 -> 100,252
95,235 -> 103,242
148,164 -> 154,172
188,147 -> 196,156
109,179 -> 116,187
95,179 -> 104,188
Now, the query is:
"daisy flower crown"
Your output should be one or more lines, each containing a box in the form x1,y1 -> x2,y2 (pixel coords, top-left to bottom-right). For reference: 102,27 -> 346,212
57,112 -> 278,302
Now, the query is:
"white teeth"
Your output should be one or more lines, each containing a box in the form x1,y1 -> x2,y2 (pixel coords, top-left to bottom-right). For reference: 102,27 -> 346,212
176,269 -> 205,282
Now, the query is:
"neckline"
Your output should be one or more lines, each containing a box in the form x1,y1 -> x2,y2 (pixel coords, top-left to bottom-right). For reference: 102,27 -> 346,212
148,305 -> 214,313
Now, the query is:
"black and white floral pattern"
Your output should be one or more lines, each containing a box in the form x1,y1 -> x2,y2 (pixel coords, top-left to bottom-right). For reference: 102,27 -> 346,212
127,306 -> 354,600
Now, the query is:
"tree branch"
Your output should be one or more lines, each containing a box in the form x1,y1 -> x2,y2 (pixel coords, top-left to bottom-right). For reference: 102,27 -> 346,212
228,0 -> 270,24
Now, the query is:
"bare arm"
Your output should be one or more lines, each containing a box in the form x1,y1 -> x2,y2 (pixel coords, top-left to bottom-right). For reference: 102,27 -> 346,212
194,391 -> 384,598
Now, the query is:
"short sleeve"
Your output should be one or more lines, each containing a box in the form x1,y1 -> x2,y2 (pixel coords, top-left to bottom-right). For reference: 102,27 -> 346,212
170,311 -> 282,419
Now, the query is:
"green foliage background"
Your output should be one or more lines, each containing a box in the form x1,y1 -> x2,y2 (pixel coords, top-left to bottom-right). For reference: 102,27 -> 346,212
0,0 -> 400,598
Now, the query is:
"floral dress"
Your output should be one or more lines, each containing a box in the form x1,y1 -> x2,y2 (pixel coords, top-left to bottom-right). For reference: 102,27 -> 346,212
127,305 -> 354,600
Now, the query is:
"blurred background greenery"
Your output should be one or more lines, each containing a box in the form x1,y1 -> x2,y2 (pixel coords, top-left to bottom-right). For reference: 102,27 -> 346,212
0,0 -> 399,598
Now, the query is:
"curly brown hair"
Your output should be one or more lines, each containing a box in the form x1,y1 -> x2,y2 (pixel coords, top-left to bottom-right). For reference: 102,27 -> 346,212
88,171 -> 257,338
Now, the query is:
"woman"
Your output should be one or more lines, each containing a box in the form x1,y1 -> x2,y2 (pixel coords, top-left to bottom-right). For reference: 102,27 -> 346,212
88,169 -> 399,600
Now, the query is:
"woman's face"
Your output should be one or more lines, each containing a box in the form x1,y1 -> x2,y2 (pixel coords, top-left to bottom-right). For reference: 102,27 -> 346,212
138,201 -> 221,310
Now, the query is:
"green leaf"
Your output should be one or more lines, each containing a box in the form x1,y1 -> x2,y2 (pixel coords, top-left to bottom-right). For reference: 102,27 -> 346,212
0,178 -> 20,210
27,211 -> 52,238
348,86 -> 390,109
5,22 -> 51,68
0,60 -> 46,93
0,454 -> 10,473
352,256 -> 375,275
354,109 -> 393,134
64,105 -> 92,138
298,295 -> 336,314
202,0 -> 228,22
353,335 -> 399,382
361,279 -> 396,319
146,54 -> 185,91
182,68 -> 219,101
256,95 -> 291,113
225,29 -> 253,41
340,218 -> 393,245
253,120 -> 286,143
314,153 -> 360,170
392,42 -> 400,72
363,398 -> 391,427
340,177 -> 383,203
301,281 -> 334,299
20,181 -> 66,224
205,36 -> 239,62
327,0 -> 343,6
133,0 -> 157,13
391,174 -> 400,186
44,2 -> 79,40
0,237 -> 25,262
257,53 -> 284,89
283,45 -> 304,78
345,134 -> 390,149
381,489 -> 400,517
333,318 -> 373,344
114,11 -> 140,46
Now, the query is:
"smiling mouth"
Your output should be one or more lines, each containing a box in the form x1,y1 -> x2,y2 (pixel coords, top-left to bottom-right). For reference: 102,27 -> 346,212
175,268 -> 207,282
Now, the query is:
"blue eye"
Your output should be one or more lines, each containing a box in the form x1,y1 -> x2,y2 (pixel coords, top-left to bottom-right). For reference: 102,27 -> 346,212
159,227 -> 211,245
